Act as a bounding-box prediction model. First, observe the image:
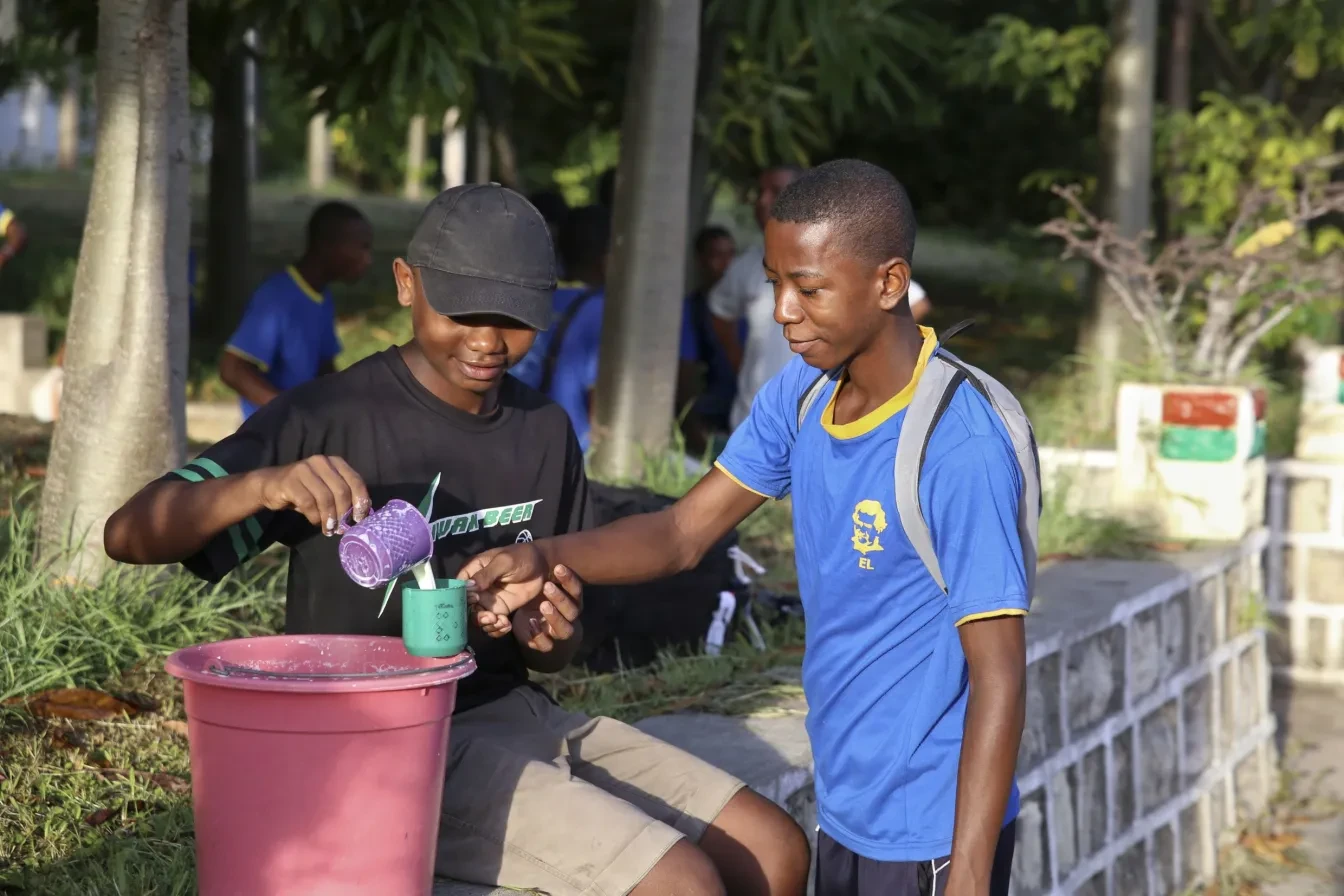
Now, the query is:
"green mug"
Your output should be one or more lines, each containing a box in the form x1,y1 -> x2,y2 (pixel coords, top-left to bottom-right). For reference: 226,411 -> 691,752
402,579 -> 469,658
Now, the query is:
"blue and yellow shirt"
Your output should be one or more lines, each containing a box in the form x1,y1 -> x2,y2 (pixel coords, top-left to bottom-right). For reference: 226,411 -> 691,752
714,326 -> 1029,862
0,202 -> 13,238
225,266 -> 341,419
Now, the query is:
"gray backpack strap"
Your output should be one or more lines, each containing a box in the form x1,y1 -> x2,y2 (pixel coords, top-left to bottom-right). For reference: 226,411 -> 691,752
893,349 -> 1042,598
893,355 -> 960,592
796,367 -> 843,430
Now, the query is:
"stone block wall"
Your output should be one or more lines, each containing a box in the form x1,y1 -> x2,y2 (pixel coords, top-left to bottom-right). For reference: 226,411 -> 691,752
1266,458 -> 1344,682
1012,534 -> 1276,896
439,534 -> 1279,896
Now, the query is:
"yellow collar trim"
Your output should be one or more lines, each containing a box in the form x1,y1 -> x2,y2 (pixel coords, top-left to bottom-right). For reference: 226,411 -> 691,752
287,265 -> 325,304
821,326 -> 938,439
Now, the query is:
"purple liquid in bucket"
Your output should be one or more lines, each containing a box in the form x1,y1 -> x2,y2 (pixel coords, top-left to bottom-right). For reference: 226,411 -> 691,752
338,499 -> 434,589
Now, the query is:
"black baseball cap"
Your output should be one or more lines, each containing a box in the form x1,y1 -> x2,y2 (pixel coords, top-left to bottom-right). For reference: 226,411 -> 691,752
406,183 -> 557,330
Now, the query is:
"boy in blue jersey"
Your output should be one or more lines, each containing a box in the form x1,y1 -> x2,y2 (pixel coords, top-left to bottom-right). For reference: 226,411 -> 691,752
220,201 -> 373,418
461,159 -> 1028,896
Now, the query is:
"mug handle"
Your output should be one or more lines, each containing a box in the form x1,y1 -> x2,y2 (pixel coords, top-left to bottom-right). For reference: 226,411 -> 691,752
336,507 -> 358,536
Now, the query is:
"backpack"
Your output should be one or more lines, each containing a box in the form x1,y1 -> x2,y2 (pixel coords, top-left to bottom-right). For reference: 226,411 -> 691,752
573,482 -> 742,672
794,320 -> 1042,597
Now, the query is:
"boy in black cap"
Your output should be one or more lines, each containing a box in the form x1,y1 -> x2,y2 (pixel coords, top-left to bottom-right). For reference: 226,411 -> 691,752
105,185 -> 809,896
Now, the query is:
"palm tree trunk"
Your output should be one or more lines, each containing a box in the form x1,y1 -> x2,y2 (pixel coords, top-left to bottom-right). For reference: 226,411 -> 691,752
56,56 -> 81,170
590,0 -> 702,480
39,0 -> 190,578
1163,0 -> 1197,234
306,110 -> 329,192
441,107 -> 466,188
202,48 -> 250,341
404,112 -> 426,200
683,11 -> 728,294
1077,0 -> 1157,418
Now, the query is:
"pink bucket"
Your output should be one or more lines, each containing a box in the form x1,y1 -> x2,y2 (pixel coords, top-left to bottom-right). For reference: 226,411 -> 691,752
165,635 -> 476,896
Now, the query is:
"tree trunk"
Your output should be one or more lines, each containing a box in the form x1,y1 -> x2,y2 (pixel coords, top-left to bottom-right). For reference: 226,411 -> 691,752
1077,0 -> 1157,418
57,57 -> 81,170
476,69 -> 520,189
1163,0 -> 1197,233
590,0 -> 701,480
466,113 -> 491,183
683,12 -> 728,293
441,107 -> 466,189
39,0 -> 190,579
201,48 -> 250,342
306,111 -> 329,192
242,27 -> 258,182
404,112 -> 426,200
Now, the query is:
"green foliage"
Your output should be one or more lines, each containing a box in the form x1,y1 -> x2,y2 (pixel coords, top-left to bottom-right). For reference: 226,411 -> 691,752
271,0 -> 585,116
1160,94 -> 1344,234
951,15 -> 1110,113
0,496 -> 284,704
1219,0 -> 1344,85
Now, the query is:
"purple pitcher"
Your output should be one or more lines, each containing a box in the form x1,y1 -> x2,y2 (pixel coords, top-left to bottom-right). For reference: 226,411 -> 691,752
338,499 -> 434,589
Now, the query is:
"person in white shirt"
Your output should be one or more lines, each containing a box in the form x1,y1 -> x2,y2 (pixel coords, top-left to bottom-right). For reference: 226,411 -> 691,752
908,278 -> 933,323
709,165 -> 803,430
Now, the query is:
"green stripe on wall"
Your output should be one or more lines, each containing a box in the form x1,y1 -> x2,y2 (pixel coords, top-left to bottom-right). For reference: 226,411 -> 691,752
1250,421 -> 1266,459
1158,425 -> 1238,462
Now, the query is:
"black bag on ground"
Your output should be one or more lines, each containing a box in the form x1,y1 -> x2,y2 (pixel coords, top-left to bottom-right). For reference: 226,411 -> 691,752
573,482 -> 740,672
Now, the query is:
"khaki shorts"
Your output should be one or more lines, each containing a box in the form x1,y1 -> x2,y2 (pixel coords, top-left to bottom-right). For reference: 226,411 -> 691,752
436,686 -> 746,896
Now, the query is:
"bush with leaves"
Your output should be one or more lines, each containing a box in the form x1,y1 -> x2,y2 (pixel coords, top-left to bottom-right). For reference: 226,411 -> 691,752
1042,161 -> 1344,383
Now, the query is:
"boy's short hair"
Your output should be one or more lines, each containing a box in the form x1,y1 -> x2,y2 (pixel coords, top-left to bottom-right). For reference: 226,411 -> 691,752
694,225 -> 733,255
769,159 -> 917,265
307,201 -> 367,249
558,204 -> 611,274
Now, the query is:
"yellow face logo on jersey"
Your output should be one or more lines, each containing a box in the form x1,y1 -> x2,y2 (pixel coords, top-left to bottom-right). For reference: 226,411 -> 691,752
851,499 -> 887,569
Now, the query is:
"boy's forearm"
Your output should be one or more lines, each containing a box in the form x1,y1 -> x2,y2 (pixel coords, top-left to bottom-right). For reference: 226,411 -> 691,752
220,354 -> 280,407
538,509 -> 699,587
948,617 -> 1026,893
104,471 -> 269,565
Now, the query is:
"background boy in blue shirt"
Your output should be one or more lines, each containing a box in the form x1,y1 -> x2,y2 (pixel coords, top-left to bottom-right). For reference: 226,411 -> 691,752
461,159 -> 1028,896
220,201 -> 373,418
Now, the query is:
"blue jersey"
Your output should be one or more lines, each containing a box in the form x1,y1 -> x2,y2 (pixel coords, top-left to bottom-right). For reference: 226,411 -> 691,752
524,286 -> 695,451
225,266 -> 341,418
714,326 -> 1028,861
511,286 -> 592,390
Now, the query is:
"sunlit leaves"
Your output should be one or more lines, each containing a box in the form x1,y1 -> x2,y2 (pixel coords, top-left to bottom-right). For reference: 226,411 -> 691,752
1158,93 -> 1344,233
950,15 -> 1110,113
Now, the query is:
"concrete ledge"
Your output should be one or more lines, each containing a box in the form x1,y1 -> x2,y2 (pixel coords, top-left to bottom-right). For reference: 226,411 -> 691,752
436,534 -> 1276,896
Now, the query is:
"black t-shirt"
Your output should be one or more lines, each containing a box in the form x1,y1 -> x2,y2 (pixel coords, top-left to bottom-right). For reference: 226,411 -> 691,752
166,348 -> 591,712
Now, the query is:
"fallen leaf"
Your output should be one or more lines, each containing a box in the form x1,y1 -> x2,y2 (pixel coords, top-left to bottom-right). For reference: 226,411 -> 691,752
84,800 -> 154,827
84,806 -> 118,827
20,688 -> 139,721
49,728 -> 89,750
161,720 -> 189,737
148,772 -> 191,794
111,691 -> 160,714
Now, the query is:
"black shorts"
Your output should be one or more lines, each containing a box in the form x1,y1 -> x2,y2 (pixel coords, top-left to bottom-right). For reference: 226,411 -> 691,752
814,821 -> 1016,896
